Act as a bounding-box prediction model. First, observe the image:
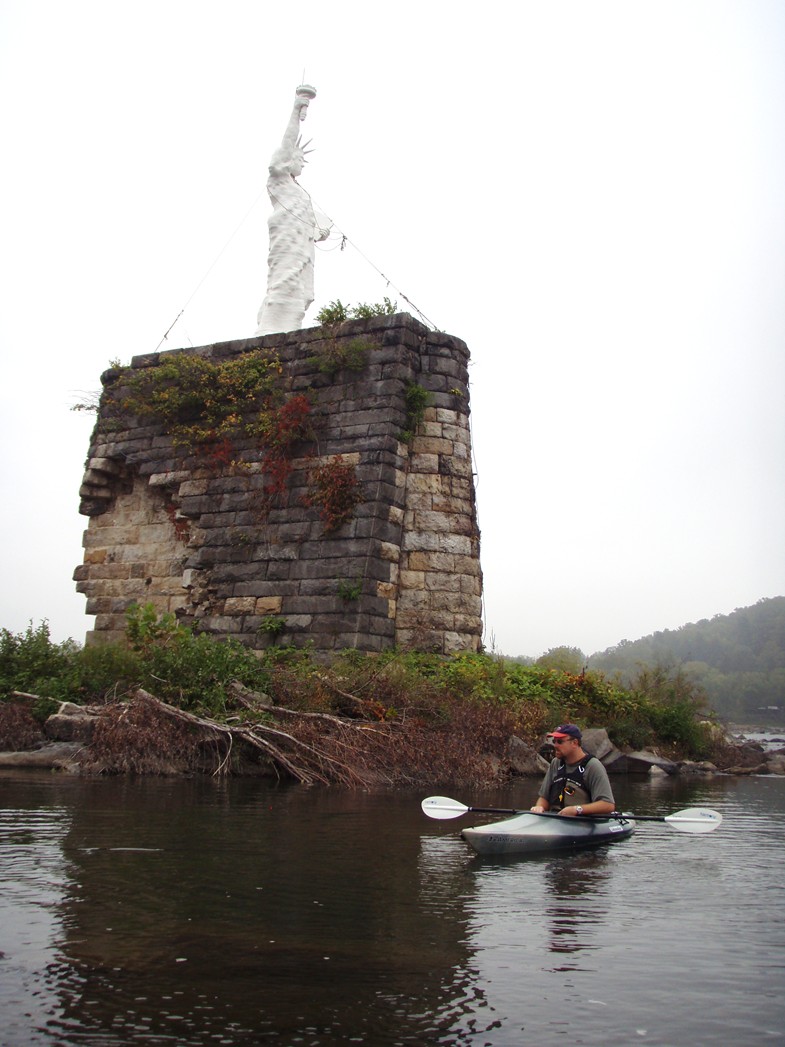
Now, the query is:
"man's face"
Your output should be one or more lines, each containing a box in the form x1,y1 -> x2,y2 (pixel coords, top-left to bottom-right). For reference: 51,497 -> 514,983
551,735 -> 579,759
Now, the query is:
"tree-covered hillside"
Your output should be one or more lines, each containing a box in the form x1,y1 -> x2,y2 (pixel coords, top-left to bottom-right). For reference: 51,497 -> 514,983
588,597 -> 785,723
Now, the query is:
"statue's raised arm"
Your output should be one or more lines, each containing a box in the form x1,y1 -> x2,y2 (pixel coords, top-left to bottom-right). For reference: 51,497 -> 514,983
268,84 -> 315,176
255,85 -> 331,337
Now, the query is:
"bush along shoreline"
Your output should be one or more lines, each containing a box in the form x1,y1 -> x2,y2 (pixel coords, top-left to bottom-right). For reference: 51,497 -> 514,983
1,612 -> 782,784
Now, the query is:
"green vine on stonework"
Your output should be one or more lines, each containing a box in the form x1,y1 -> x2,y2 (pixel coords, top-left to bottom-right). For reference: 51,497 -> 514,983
115,350 -> 284,450
307,337 -> 373,378
400,383 -> 432,443
111,349 -> 313,497
303,457 -> 362,533
337,577 -> 363,602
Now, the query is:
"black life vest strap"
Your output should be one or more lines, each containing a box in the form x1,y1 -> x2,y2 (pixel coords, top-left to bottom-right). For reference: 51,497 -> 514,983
552,752 -> 596,808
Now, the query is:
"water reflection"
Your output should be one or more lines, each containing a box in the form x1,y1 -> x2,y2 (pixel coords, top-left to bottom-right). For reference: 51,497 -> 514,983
25,780 -> 487,1045
542,850 -> 611,969
2,773 -> 785,1045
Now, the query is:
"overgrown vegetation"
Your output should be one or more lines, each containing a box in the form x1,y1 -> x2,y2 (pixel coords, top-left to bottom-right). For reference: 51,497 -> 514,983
316,298 -> 397,325
108,349 -> 313,496
302,457 -> 363,533
307,337 -> 373,377
337,578 -> 363,602
0,612 -> 719,781
400,383 -> 432,443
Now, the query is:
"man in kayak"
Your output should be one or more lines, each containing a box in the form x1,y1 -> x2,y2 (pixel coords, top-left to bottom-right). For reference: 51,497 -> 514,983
530,724 -> 616,818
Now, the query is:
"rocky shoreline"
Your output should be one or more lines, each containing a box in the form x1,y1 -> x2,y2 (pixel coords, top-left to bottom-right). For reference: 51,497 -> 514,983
1,699 -> 783,781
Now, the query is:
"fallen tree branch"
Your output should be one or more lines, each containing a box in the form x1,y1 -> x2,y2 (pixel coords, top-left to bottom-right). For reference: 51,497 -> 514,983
228,682 -> 353,727
132,689 -> 374,786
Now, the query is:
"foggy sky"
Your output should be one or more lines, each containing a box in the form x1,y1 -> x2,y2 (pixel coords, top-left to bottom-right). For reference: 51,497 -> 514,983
1,0 -> 783,657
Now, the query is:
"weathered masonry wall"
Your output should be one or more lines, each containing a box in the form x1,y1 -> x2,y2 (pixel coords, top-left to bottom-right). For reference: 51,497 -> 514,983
74,313 -> 483,655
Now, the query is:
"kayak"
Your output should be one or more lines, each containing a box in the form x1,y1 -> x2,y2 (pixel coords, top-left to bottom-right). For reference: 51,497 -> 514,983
461,811 -> 636,856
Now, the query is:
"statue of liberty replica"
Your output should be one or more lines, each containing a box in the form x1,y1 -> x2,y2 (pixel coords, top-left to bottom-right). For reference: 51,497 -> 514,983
255,85 -> 331,336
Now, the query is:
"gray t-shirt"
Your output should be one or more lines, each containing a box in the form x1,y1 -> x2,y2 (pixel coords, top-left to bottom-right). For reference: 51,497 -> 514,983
539,754 -> 615,806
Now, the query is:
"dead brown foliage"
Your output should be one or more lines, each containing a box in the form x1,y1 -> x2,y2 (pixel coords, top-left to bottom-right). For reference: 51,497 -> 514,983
0,703 -> 44,751
269,692 -> 524,788
74,684 -> 528,788
82,694 -> 203,775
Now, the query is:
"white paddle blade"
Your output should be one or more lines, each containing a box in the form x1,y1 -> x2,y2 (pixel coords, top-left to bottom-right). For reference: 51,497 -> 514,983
664,807 -> 723,834
421,796 -> 469,820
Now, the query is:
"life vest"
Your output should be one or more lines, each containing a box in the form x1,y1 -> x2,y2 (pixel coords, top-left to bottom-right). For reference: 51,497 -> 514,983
549,754 -> 597,810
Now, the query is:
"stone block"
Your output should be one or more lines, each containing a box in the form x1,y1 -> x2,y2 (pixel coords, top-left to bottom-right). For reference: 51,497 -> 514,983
439,533 -> 472,555
399,570 -> 425,589
453,614 -> 483,634
379,542 -> 400,563
460,575 -> 482,596
454,555 -> 482,576
279,614 -> 313,632
224,597 -> 257,615
430,609 -> 459,630
178,479 -> 211,497
90,564 -> 133,581
425,572 -> 461,592
435,451 -> 466,478
432,493 -> 472,516
405,492 -> 433,511
148,471 -> 190,487
401,531 -> 439,552
411,510 -> 459,533
410,436 -> 453,456
407,551 -> 455,573
199,616 -> 242,633
442,423 -> 470,446
406,473 -> 442,494
408,453 -> 439,474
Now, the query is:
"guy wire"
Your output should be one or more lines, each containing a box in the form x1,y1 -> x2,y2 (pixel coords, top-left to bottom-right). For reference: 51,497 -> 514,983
156,181 -> 438,350
154,187 -> 268,351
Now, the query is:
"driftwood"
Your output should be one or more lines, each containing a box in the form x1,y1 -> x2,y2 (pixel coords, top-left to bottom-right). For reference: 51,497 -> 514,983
131,688 -> 384,786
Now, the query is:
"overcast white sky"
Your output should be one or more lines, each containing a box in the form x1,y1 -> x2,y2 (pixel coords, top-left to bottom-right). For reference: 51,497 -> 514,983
1,0 -> 783,658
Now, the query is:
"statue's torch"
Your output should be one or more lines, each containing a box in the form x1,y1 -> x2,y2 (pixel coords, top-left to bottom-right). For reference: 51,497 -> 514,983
295,84 -> 316,120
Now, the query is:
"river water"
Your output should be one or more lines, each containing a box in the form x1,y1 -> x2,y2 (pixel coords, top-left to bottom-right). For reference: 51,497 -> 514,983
1,770 -> 783,1046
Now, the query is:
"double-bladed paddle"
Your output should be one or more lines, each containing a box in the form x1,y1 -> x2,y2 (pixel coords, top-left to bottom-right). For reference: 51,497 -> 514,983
421,795 -> 723,834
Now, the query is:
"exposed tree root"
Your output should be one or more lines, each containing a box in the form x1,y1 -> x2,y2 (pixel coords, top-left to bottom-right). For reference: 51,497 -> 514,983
128,688 -> 382,786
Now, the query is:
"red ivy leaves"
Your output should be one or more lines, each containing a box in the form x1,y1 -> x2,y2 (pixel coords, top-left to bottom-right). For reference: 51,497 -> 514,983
262,394 -> 312,498
304,457 -> 362,533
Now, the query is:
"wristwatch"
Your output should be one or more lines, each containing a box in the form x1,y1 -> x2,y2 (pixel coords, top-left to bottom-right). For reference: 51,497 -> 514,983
576,806 -> 584,816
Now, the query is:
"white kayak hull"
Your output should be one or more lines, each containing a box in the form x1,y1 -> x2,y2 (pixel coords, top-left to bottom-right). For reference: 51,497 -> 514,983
461,812 -> 636,856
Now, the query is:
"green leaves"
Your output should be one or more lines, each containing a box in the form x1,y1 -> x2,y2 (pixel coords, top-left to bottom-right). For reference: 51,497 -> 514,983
315,297 -> 397,325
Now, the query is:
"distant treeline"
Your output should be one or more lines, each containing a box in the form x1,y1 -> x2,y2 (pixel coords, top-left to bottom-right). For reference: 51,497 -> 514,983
587,597 -> 785,723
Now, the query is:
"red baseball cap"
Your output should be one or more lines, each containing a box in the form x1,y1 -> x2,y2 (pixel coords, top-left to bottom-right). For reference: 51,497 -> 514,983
547,723 -> 582,741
